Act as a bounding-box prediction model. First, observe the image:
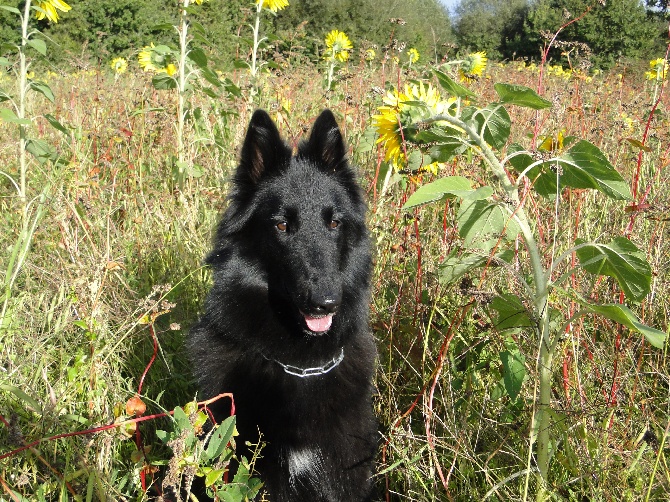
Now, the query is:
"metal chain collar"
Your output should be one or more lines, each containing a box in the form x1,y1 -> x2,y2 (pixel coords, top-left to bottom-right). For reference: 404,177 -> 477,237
271,347 -> 345,378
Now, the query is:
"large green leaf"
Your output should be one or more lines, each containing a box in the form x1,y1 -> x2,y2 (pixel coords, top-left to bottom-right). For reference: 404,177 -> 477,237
200,66 -> 223,88
494,83 -> 552,110
25,138 -> 57,164
27,38 -> 47,56
0,108 -> 31,125
222,77 -> 242,98
205,415 -> 236,460
414,127 -> 463,144
439,249 -> 513,286
417,127 -> 467,162
457,198 -> 520,250
0,5 -> 21,14
463,105 -> 511,150
575,237 -> 651,301
29,81 -> 55,103
556,140 -> 631,200
507,143 -> 558,198
188,47 -> 208,69
45,113 -> 68,135
510,141 -> 631,200
402,176 -> 474,209
582,303 -> 666,348
433,69 -> 476,98
500,340 -> 526,401
152,73 -> 177,90
489,294 -> 533,331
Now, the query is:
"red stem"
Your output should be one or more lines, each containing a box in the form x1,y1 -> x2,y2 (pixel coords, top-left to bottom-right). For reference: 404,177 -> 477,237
625,43 -> 670,234
0,393 -> 234,462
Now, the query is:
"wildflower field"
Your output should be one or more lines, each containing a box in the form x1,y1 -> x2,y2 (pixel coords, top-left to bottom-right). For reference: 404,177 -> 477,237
1,0 -> 670,500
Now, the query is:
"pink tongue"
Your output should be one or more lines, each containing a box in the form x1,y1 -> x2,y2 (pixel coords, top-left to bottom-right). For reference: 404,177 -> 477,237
304,314 -> 333,332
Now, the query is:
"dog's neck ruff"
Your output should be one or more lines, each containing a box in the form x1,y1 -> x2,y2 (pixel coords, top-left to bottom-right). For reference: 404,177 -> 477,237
270,347 -> 345,378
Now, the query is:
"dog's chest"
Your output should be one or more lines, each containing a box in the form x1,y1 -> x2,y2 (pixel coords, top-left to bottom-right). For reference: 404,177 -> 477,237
286,446 -> 325,488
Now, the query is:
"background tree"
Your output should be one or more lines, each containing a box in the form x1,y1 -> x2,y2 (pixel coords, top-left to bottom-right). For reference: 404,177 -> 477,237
275,0 -> 454,63
1,0 -> 663,69
454,0 -> 662,68
524,0 -> 660,68
1,0 -> 248,68
453,0 -> 528,60
646,0 -> 669,13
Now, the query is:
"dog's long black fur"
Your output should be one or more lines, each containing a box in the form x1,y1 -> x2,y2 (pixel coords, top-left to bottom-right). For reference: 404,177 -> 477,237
188,109 -> 377,501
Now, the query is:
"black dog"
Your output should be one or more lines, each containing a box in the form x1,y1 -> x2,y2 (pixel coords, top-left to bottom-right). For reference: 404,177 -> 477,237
189,109 -> 377,501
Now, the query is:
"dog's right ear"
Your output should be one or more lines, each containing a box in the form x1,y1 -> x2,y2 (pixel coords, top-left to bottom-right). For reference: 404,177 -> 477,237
238,110 -> 290,185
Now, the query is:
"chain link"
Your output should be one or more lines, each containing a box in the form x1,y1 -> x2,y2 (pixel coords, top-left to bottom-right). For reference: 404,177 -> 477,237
274,348 -> 345,378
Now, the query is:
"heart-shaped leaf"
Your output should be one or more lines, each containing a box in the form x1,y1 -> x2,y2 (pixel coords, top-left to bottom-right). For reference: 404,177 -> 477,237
582,303 -> 666,348
494,83 -> 552,110
500,340 -> 526,401
439,249 -> 513,285
463,104 -> 511,151
403,176 -> 474,210
458,199 -> 520,250
433,69 -> 476,98
556,140 -> 631,200
489,294 -> 533,330
575,237 -> 651,301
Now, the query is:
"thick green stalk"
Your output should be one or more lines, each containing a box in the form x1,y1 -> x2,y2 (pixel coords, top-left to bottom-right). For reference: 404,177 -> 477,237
326,54 -> 335,90
177,0 -> 189,170
18,0 -> 31,216
429,113 -> 553,492
250,1 -> 263,77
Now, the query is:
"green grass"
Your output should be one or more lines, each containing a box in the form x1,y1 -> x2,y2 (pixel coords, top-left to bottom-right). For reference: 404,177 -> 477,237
1,58 -> 669,501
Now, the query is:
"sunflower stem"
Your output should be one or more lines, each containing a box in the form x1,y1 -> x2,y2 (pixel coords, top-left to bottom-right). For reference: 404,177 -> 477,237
177,0 -> 189,176
425,111 -> 553,494
251,0 -> 263,77
18,0 -> 32,219
327,56 -> 335,90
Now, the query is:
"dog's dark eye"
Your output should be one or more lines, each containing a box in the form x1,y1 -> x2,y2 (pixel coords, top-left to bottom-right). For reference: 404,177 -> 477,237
276,221 -> 288,232
329,220 -> 340,229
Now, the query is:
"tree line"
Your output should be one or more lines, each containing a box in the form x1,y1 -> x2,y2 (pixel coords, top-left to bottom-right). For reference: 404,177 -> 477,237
454,0 -> 668,68
0,0 -> 666,70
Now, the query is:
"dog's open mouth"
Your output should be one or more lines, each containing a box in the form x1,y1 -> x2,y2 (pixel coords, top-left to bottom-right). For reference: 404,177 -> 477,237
302,312 -> 334,334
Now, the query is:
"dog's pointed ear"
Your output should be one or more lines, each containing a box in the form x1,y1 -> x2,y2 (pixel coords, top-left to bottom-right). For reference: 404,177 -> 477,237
239,110 -> 290,184
300,109 -> 347,171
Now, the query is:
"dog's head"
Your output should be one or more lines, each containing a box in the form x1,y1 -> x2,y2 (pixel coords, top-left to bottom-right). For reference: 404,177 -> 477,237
212,110 -> 370,338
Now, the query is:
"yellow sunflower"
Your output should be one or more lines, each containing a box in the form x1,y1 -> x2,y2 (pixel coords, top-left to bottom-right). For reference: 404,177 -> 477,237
459,51 -> 487,83
258,0 -> 289,12
138,44 -> 156,72
374,105 -> 405,166
192,0 -> 208,4
364,48 -> 376,62
408,48 -> 420,64
373,82 -> 453,166
645,58 -> 668,81
138,44 -> 177,76
34,0 -> 71,23
324,30 -> 353,63
110,57 -> 128,75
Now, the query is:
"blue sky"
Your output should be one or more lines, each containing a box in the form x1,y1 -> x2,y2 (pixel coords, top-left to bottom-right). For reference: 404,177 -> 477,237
438,0 -> 460,15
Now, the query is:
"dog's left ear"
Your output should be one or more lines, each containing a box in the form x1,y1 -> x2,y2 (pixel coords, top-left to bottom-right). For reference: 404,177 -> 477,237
300,109 -> 347,171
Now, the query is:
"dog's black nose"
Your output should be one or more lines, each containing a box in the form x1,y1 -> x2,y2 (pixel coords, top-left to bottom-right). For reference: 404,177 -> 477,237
309,291 -> 341,315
